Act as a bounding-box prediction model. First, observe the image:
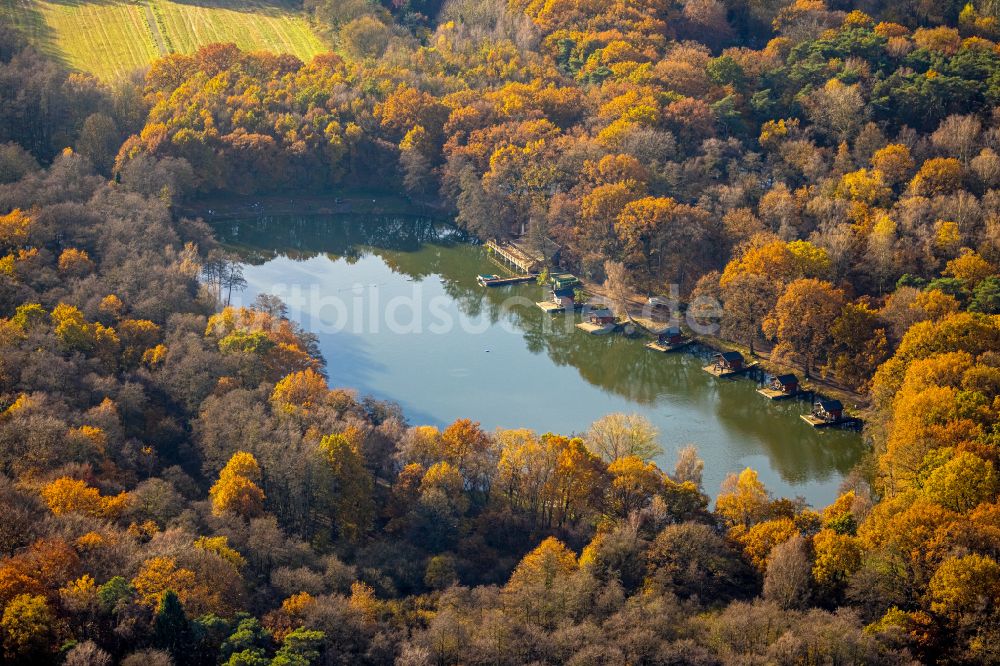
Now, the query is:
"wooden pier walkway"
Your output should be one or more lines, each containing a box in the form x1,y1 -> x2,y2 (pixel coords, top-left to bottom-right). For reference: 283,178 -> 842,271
477,274 -> 537,287
486,239 -> 543,274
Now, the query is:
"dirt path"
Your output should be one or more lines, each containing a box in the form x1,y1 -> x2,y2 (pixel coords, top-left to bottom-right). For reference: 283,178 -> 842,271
143,1 -> 168,56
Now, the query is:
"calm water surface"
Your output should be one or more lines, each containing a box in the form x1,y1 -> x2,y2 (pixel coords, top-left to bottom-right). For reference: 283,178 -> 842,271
217,214 -> 866,506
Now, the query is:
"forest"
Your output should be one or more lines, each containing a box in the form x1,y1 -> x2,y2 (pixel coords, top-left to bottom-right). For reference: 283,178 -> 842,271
0,0 -> 999,663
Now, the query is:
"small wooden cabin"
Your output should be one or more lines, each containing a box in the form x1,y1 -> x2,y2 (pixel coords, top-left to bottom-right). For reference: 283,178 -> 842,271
587,309 -> 616,325
659,327 -> 686,345
813,399 -> 843,422
770,374 -> 799,395
646,326 -> 690,353
715,351 -> 744,371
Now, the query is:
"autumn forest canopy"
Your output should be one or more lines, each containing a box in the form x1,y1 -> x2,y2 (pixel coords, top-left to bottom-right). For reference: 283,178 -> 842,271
0,0 -> 999,663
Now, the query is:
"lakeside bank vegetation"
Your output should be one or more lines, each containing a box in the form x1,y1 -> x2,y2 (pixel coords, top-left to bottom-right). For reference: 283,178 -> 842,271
0,0 -> 998,663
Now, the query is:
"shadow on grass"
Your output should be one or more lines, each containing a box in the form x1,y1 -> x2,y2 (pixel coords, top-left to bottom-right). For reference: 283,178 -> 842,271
20,0 -> 120,8
157,0 -> 307,15
0,0 -> 69,70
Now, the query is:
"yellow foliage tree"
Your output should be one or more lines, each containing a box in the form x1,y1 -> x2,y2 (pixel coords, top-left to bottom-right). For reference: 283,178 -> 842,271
57,248 -> 94,277
607,455 -> 663,518
927,553 -> 1000,623
716,468 -> 772,529
194,536 -> 246,569
811,528 -> 862,591
317,433 -> 375,541
271,368 -> 329,412
0,593 -> 53,659
349,581 -> 378,623
0,209 -> 32,249
914,289 -> 960,321
836,168 -> 890,204
944,249 -> 996,288
131,556 -> 197,608
922,451 -> 997,513
506,536 -> 578,594
210,451 -> 265,518
870,143 -> 915,185
40,477 -> 129,519
910,158 -> 964,197
737,517 -> 799,572
98,294 -> 124,319
58,574 -> 98,614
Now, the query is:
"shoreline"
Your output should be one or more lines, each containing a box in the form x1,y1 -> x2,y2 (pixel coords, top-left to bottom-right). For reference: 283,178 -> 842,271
176,191 -> 449,221
575,276 -> 870,415
187,201 -> 869,417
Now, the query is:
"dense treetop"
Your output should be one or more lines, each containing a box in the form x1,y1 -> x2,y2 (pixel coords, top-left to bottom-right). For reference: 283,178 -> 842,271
0,0 -> 998,664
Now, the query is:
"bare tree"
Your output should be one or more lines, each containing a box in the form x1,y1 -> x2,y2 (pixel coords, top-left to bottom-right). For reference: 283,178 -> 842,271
202,250 -> 247,306
586,413 -> 663,463
673,445 -> 704,489
603,260 -> 633,323
763,534 -> 812,609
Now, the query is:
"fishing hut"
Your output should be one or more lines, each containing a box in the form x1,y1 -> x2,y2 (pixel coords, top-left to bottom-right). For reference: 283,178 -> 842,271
645,326 -> 691,352
703,351 -> 757,377
800,398 -> 849,427
576,308 -> 618,335
536,273 -> 581,313
757,373 -> 800,400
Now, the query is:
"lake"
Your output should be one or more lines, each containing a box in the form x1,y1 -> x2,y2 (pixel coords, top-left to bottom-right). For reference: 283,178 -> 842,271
216,213 -> 866,507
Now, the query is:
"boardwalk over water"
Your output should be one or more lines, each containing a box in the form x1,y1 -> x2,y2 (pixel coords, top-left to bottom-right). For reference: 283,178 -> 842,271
477,274 -> 538,287
486,239 -> 545,274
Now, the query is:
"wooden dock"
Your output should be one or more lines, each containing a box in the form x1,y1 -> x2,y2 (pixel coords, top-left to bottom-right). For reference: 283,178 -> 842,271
703,361 -> 759,378
646,339 -> 692,353
477,273 -> 537,287
800,414 -> 858,428
576,321 -> 618,335
757,387 -> 797,400
537,300 -> 566,313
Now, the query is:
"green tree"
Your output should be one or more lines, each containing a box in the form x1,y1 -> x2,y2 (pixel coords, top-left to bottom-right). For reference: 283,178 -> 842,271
272,627 -> 325,666
154,590 -> 194,665
970,276 -> 1000,313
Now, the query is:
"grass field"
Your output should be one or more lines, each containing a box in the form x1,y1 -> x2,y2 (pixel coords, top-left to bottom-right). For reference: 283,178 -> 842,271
1,0 -> 330,81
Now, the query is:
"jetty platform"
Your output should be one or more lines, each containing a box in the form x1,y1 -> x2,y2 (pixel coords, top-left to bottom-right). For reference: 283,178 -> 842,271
800,413 -> 858,428
576,321 -> 618,335
757,387 -> 797,400
703,361 -> 759,378
477,273 -> 537,287
646,339 -> 692,352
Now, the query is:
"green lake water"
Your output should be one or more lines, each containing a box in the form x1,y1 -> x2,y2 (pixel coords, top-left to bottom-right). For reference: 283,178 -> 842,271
216,213 -> 866,506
